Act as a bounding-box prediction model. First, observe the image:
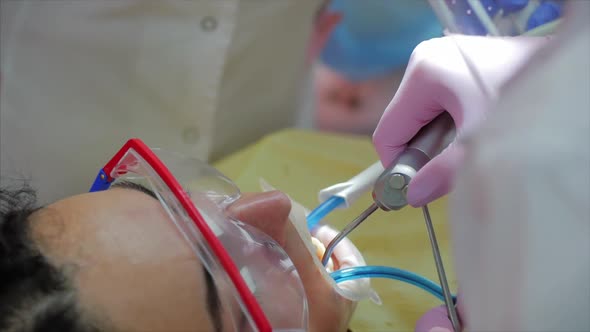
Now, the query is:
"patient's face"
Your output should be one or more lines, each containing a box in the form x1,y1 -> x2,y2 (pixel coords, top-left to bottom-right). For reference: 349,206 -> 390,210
313,63 -> 403,135
29,186 -> 354,331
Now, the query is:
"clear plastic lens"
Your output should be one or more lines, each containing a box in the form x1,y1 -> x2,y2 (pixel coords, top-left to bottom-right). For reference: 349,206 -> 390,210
151,149 -> 241,206
189,188 -> 308,329
110,148 -> 308,331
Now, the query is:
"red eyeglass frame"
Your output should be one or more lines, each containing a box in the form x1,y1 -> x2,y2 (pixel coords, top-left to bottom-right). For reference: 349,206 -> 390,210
89,138 -> 272,331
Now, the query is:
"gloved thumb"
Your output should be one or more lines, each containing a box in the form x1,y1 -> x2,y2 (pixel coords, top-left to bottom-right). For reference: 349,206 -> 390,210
407,144 -> 465,207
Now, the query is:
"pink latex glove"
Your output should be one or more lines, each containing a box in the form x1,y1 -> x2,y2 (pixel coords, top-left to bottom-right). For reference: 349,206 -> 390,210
372,35 -> 549,206
415,294 -> 464,332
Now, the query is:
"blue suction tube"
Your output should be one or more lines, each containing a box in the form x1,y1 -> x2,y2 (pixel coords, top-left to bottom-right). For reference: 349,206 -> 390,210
309,198 -> 456,303
307,196 -> 345,230
331,265 -> 457,303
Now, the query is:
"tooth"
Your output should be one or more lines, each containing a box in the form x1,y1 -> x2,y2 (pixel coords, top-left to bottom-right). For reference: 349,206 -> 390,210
311,236 -> 334,272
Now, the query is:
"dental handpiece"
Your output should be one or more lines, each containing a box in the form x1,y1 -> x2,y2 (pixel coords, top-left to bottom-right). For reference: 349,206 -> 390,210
371,111 -> 456,211
322,112 -> 460,331
321,112 -> 455,261
322,112 -> 456,257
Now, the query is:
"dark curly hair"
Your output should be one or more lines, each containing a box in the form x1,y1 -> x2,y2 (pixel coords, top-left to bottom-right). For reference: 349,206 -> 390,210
0,183 -> 105,332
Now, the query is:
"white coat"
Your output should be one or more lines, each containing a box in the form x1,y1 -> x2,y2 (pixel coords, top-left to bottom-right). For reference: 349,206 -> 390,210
1,0 -> 321,203
451,1 -> 590,330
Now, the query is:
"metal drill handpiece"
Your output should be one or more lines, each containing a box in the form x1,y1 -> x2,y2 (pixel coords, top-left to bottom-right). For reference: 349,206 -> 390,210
372,112 -> 456,211
321,203 -> 378,266
422,205 -> 461,332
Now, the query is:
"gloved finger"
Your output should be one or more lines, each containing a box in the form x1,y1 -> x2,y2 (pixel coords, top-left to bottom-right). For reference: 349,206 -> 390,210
415,293 -> 464,332
407,143 -> 465,207
372,54 -> 449,168
415,305 -> 455,332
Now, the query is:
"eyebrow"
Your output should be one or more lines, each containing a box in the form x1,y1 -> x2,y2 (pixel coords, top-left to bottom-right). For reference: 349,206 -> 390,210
203,266 -> 223,332
111,181 -> 158,199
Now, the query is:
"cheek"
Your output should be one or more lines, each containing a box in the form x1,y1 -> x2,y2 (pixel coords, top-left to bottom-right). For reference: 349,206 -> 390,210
76,259 -> 211,332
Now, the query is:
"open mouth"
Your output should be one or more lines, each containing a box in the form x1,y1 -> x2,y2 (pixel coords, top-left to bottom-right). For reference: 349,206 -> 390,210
257,179 -> 379,303
310,224 -> 381,304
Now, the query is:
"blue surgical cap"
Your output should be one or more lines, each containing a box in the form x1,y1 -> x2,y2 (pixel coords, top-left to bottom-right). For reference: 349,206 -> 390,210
320,0 -> 443,81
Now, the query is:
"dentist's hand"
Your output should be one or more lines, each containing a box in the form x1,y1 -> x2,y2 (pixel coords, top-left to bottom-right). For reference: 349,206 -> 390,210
372,35 -> 548,206
415,294 -> 465,332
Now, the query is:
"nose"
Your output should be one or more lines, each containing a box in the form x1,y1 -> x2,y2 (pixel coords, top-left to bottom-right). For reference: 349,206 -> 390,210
227,191 -> 292,247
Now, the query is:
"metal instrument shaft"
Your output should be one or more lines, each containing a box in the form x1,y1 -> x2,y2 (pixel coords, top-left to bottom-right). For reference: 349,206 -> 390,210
321,203 -> 378,266
422,204 -> 461,332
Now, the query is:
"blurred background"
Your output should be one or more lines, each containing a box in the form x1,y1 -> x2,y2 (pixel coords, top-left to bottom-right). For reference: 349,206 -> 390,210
298,0 -> 442,136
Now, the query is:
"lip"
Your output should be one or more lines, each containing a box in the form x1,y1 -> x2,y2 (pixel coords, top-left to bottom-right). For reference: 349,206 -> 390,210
311,224 -> 380,304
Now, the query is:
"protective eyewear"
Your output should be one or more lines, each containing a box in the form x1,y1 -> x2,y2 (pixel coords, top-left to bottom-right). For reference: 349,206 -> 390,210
90,138 -> 308,332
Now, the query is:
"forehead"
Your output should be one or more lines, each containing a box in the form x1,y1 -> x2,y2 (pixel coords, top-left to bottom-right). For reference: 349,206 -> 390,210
29,188 -> 215,331
32,188 -> 194,264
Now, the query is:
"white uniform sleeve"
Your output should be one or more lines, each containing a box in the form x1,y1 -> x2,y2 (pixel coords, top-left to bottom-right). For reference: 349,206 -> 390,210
449,2 -> 590,331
